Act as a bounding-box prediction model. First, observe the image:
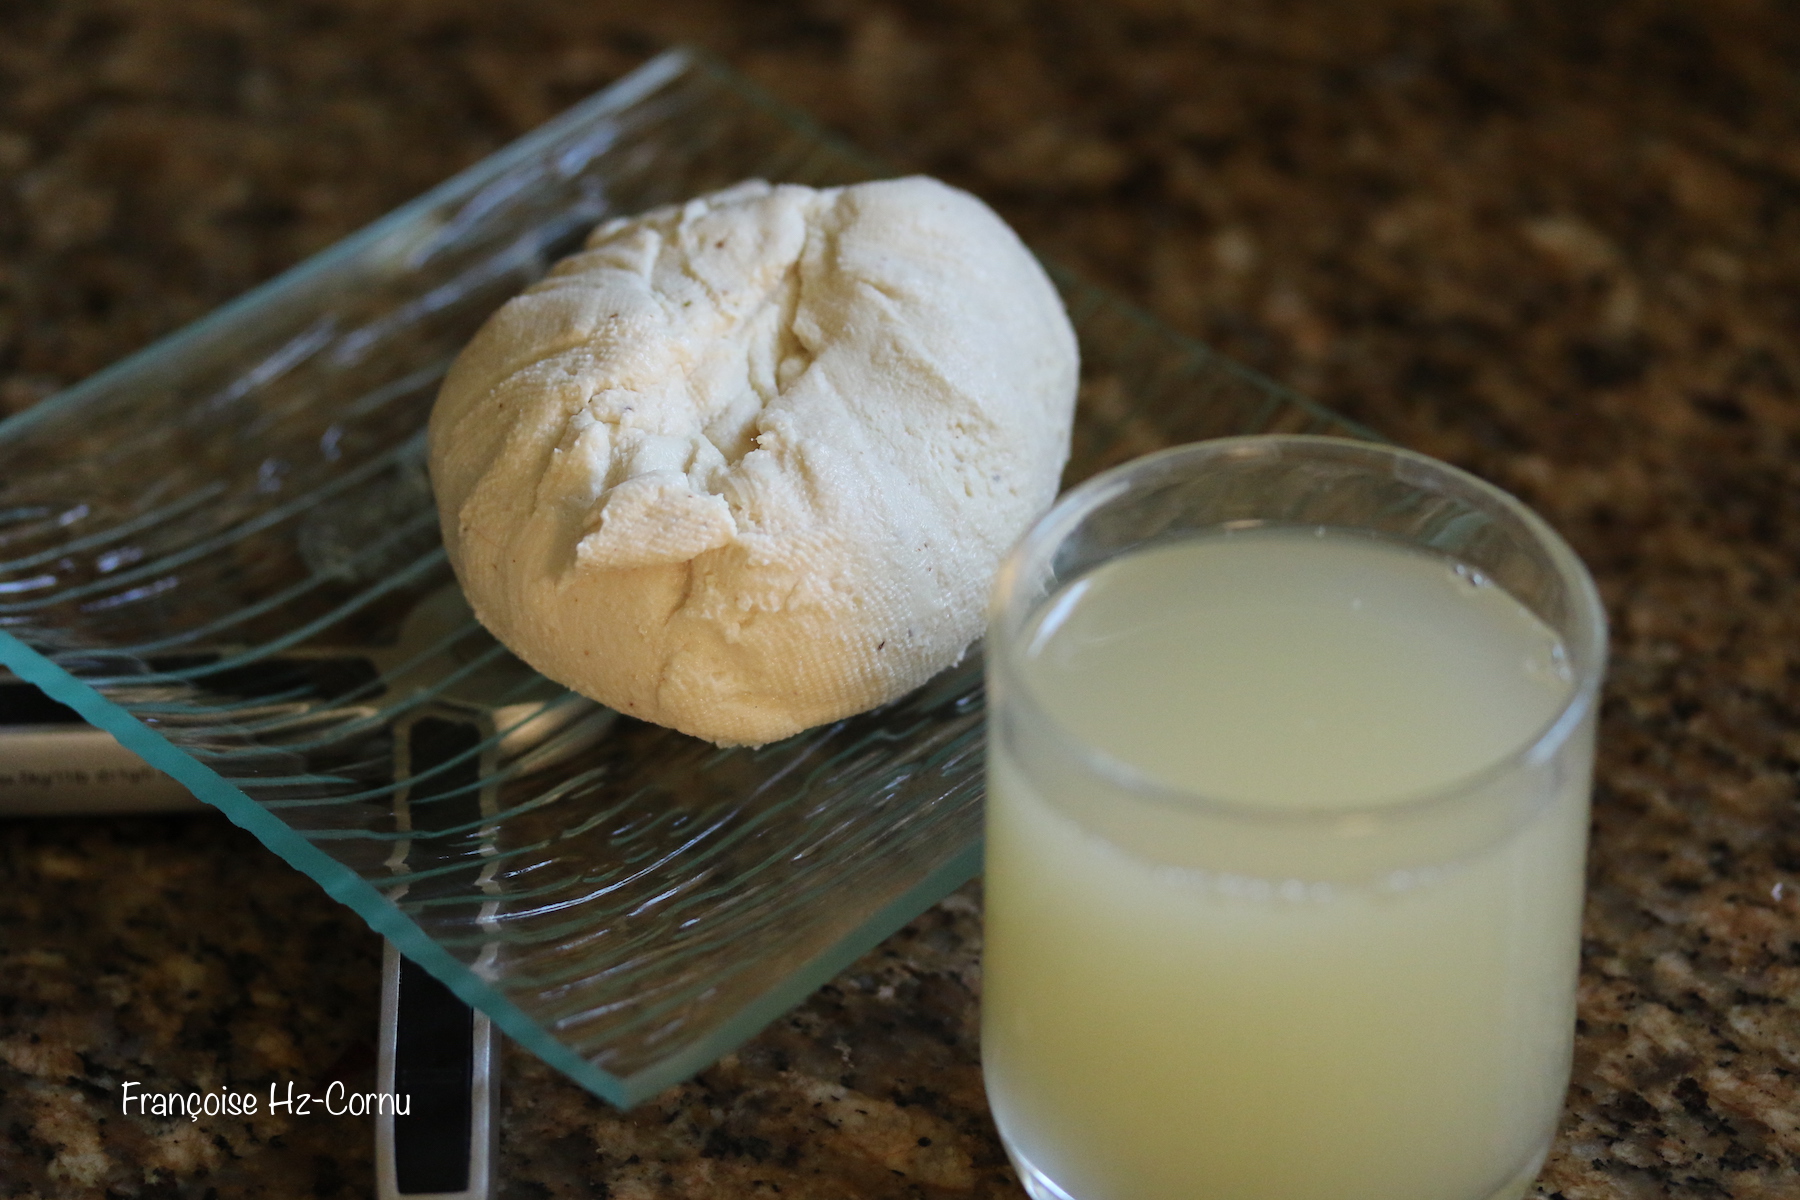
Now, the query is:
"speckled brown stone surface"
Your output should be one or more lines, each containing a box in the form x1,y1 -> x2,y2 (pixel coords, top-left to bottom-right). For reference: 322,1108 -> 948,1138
3,1 -> 1799,1197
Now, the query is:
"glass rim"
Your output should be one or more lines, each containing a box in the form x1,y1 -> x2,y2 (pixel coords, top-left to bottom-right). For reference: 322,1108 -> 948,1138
989,434 -> 1609,829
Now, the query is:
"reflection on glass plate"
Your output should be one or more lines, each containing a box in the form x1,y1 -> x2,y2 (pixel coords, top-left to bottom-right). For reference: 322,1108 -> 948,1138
0,48 -> 1371,1105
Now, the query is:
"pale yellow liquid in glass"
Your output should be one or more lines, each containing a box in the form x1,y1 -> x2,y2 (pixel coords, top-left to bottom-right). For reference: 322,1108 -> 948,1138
983,530 -> 1591,1200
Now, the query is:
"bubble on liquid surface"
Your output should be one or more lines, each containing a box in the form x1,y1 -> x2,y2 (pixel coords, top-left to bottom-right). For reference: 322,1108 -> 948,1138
1451,562 -> 1490,591
1522,639 -> 1575,688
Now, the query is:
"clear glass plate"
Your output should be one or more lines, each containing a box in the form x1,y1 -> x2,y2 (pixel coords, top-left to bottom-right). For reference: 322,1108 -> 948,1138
0,48 -> 1371,1106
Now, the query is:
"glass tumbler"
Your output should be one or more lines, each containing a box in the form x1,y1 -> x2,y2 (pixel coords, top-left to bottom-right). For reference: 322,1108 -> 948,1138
981,435 -> 1606,1200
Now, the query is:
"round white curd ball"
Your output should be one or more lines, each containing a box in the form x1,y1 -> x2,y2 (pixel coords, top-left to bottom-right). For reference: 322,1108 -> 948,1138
428,176 -> 1078,745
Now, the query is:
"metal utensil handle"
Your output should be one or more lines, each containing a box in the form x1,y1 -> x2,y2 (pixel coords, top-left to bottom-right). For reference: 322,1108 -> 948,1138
378,710 -> 501,1199
376,940 -> 498,1200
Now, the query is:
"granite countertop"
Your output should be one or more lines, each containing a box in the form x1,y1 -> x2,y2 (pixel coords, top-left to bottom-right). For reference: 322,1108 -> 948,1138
3,1 -> 1798,1196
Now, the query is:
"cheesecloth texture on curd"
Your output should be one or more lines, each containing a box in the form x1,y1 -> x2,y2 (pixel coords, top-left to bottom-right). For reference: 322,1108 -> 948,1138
429,176 -> 1078,745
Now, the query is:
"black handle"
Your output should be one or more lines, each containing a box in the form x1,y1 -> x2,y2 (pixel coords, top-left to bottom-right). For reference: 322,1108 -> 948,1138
377,712 -> 500,1199
375,942 -> 498,1199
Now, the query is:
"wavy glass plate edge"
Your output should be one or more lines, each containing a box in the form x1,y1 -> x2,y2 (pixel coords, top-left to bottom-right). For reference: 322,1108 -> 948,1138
0,46 -> 1376,1108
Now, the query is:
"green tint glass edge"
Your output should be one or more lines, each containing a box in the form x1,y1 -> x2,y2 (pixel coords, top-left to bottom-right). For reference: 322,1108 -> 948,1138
0,49 -> 694,449
0,632 -> 637,1106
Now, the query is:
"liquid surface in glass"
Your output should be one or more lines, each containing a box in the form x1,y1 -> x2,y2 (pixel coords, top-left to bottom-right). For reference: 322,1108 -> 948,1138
983,528 -> 1589,1200
1018,528 -> 1571,808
